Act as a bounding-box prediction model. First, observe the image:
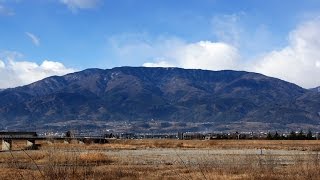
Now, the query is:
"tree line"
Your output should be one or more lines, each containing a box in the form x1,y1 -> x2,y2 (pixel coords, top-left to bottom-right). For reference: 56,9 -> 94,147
267,130 -> 315,140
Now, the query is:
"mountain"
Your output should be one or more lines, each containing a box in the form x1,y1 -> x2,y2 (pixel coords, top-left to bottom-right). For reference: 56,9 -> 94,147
310,86 -> 320,93
0,67 -> 319,132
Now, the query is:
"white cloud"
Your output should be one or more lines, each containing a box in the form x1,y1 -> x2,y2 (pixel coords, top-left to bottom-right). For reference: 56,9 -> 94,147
108,17 -> 320,88
60,0 -> 101,12
0,4 -> 14,16
143,61 -> 175,68
211,13 -> 244,46
0,52 -> 75,89
108,33 -> 240,71
0,60 -> 5,68
177,41 -> 239,70
141,18 -> 320,88
252,18 -> 320,88
143,41 -> 240,70
107,33 -> 186,66
0,50 -> 23,61
211,13 -> 277,59
25,32 -> 40,46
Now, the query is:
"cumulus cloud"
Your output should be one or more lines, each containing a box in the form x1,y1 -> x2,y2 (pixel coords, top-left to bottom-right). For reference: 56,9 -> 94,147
143,41 -> 240,70
108,33 -> 240,71
25,32 -> 40,46
108,16 -> 320,88
0,53 -> 75,89
60,0 -> 101,12
252,18 -> 320,88
141,18 -> 320,88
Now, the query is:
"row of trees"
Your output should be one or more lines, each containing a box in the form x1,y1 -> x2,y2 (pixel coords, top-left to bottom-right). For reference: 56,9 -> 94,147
267,130 -> 315,140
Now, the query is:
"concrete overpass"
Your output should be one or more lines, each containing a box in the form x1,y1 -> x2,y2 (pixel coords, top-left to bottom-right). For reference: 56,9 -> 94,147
0,132 -> 109,151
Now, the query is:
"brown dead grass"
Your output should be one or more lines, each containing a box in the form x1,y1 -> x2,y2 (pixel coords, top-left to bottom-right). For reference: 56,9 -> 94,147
1,140 -> 320,179
37,139 -> 320,151
88,139 -> 320,151
79,152 -> 113,165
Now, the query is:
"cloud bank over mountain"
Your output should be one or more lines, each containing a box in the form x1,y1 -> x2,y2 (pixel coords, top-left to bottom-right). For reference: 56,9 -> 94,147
252,18 -> 320,88
143,41 -> 240,71
142,18 -> 320,88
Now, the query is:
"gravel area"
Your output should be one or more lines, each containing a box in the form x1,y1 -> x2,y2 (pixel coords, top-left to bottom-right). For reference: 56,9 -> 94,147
102,148 -> 320,166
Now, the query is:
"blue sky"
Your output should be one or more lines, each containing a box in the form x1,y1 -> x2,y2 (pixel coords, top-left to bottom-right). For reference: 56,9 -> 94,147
1,0 -> 320,88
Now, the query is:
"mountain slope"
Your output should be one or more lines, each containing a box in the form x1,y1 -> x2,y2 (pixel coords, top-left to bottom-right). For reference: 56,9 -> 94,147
0,67 -> 319,132
310,86 -> 320,93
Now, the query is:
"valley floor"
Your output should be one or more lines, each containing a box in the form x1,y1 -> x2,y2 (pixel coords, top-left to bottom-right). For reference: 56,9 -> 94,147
1,140 -> 320,179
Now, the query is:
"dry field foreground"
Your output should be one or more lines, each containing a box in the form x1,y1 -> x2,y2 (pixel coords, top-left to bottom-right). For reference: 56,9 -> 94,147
1,140 -> 320,179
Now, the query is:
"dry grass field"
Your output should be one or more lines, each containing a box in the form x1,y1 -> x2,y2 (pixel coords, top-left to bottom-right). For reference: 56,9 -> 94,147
1,139 -> 320,179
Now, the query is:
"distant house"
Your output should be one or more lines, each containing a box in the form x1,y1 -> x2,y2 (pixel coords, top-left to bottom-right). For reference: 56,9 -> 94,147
205,133 -> 218,140
178,132 -> 184,140
119,133 -> 135,139
182,133 -> 205,140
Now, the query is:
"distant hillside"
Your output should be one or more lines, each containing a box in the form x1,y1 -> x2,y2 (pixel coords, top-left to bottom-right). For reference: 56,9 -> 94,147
0,67 -> 319,132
